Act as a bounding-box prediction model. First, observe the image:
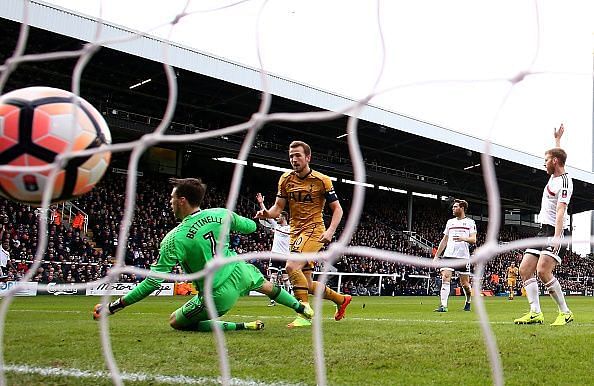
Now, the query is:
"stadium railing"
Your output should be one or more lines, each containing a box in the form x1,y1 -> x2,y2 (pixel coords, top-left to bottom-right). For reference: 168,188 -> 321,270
312,271 -> 432,295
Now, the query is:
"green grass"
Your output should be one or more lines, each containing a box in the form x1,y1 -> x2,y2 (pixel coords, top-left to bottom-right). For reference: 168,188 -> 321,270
3,295 -> 594,385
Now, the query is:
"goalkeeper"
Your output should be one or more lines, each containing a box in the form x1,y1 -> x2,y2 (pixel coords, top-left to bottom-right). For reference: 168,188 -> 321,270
93,177 -> 313,331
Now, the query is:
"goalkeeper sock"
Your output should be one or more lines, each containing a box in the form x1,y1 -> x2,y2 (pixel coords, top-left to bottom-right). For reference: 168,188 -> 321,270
108,297 -> 126,314
194,321 -> 241,332
288,270 -> 309,303
270,285 -> 301,311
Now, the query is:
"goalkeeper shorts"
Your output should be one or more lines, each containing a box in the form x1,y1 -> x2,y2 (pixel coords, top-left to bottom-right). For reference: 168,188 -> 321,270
173,262 -> 265,327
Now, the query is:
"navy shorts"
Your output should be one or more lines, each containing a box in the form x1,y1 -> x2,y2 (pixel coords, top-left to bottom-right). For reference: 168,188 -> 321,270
440,256 -> 471,275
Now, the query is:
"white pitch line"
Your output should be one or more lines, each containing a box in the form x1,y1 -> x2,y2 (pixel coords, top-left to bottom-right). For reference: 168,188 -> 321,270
10,310 -> 161,315
3,364 -> 304,386
8,310 -> 593,326
9,309 -> 82,313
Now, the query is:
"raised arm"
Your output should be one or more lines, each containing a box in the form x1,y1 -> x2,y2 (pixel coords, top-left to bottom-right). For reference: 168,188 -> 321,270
554,123 -> 564,148
255,192 -> 266,210
256,193 -> 277,229
255,195 -> 286,220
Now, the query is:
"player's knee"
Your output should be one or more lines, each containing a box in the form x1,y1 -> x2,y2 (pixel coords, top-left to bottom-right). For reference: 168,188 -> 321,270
536,269 -> 552,283
285,262 -> 299,274
518,266 -> 532,280
257,280 -> 274,296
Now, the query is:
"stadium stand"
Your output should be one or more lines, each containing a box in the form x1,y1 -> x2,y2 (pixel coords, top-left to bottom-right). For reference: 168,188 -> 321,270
1,170 -> 593,296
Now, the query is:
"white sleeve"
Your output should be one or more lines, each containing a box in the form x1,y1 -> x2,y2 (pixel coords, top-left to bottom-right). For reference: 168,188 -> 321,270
558,185 -> 572,205
259,218 -> 278,229
258,219 -> 273,229
0,248 -> 7,267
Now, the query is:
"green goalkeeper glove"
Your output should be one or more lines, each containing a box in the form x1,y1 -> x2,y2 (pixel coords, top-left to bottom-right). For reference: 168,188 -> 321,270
92,297 -> 126,320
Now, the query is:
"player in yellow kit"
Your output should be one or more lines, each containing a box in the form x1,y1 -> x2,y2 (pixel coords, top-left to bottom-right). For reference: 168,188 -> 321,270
506,261 -> 519,300
256,141 -> 352,328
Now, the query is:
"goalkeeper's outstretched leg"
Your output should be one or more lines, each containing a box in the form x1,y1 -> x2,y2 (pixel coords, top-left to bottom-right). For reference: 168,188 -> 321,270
168,272 -> 312,332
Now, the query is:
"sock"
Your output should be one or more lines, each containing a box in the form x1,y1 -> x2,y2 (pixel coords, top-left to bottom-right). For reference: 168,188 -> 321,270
440,282 -> 450,307
310,281 -> 345,305
545,277 -> 570,313
193,321 -> 240,332
523,278 -> 541,313
270,285 -> 301,311
288,270 -> 309,303
462,285 -> 472,303
509,287 -> 514,299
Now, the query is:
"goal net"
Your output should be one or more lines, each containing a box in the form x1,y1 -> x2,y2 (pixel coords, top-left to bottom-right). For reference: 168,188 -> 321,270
1,1 -> 593,385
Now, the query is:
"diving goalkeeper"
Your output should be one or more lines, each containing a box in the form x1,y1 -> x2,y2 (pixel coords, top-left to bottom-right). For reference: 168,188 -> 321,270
93,177 -> 313,331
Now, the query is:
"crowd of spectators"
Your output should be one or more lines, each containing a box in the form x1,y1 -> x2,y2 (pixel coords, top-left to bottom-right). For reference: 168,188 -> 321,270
1,171 -> 593,297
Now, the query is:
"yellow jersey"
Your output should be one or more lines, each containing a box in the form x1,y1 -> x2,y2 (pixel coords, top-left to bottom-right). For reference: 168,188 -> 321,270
507,266 -> 519,280
277,169 -> 338,236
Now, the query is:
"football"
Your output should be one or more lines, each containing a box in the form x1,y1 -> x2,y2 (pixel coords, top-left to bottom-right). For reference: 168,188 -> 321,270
0,86 -> 112,205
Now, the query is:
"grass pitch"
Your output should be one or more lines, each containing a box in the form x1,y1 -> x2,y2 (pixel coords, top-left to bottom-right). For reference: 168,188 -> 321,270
3,295 -> 593,385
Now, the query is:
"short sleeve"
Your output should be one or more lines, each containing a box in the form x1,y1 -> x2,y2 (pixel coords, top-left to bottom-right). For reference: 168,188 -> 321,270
323,176 -> 338,203
277,175 -> 288,199
470,220 -> 477,235
558,186 -> 572,205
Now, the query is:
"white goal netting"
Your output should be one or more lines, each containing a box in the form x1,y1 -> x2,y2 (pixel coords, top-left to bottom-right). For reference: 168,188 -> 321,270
1,1 -> 593,385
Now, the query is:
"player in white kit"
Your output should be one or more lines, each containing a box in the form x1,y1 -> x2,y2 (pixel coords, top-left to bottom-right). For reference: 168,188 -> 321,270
0,240 -> 10,281
433,199 -> 477,312
256,193 -> 291,306
514,124 -> 574,326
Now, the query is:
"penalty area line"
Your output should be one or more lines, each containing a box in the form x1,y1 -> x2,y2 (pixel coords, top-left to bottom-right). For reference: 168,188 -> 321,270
4,364 -> 304,386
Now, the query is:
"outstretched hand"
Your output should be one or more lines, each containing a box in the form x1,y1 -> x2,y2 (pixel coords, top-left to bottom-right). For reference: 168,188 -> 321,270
254,209 -> 269,220
255,192 -> 264,204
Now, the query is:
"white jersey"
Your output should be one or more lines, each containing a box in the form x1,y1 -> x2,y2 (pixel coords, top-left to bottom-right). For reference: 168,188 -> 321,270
259,219 -> 290,254
538,173 -> 572,229
443,217 -> 477,259
0,245 -> 8,268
